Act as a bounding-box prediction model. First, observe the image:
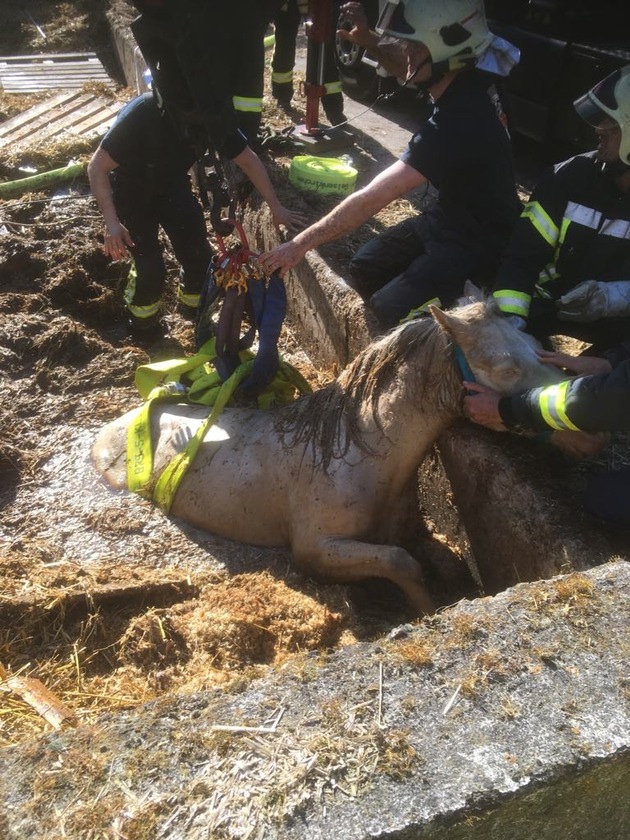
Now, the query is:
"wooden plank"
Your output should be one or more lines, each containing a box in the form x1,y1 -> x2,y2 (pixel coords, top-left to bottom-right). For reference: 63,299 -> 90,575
1,69 -> 110,78
0,93 -> 101,143
0,52 -> 102,63
1,78 -> 112,93
1,82 -> 96,93
0,94 -> 121,149
47,99 -> 118,136
1,62 -> 110,73
0,91 -> 83,138
63,106 -> 119,136
0,52 -> 113,93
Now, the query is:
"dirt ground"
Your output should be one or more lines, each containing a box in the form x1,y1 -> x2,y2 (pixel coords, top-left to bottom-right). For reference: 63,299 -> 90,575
0,0 -> 455,747
0,1 -> 625,751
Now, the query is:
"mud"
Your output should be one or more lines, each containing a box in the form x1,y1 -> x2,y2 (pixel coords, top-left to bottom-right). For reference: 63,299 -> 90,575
1,0 -> 627,753
0,1 -> 454,746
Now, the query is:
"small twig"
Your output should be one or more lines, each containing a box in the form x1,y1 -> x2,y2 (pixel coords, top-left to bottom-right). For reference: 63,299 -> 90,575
0,216 -> 101,228
24,10 -> 47,40
377,660 -> 384,727
442,682 -> 462,716
211,705 -> 285,734
0,195 -> 95,211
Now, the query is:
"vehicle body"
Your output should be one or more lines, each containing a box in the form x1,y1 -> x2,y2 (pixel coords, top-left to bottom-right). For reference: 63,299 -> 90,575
333,0 -> 630,152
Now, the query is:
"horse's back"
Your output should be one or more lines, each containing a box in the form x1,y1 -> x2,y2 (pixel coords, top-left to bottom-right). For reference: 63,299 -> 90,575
92,403 -> 298,544
92,407 -> 139,490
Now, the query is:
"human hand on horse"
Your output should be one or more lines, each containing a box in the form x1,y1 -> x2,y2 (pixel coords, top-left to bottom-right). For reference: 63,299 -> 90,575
536,349 -> 613,377
462,381 -> 506,431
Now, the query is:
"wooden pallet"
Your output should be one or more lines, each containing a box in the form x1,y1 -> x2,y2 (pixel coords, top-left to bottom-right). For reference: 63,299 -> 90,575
0,52 -> 113,93
0,90 -> 121,150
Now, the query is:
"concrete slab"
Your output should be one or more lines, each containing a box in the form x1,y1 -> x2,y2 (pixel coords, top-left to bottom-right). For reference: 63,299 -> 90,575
1,561 -> 627,839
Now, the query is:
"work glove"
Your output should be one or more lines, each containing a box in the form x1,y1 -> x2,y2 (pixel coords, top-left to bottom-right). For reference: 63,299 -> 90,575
557,280 -> 630,322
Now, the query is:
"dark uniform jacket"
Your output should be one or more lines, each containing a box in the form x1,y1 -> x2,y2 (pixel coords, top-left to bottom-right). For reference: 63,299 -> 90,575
493,152 -> 630,318
101,93 -> 196,192
499,341 -> 630,433
401,69 -> 522,261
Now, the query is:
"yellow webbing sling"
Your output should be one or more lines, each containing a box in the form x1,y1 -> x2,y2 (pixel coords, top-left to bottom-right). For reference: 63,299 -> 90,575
126,338 -> 311,512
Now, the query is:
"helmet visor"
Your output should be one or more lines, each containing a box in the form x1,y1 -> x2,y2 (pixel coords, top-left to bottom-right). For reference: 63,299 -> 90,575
376,1 -> 415,38
574,91 -> 613,128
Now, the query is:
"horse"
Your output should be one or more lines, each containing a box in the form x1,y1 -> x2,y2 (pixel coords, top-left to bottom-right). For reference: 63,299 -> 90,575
92,293 -> 562,615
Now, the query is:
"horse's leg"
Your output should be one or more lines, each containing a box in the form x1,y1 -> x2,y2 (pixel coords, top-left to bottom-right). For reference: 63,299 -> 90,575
293,538 -> 436,616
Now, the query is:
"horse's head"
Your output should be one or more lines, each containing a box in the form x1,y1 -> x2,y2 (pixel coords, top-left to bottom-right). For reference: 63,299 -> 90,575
430,292 -> 563,395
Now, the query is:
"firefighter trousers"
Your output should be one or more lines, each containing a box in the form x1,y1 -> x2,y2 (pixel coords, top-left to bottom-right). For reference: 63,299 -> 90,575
348,214 -> 499,330
113,173 -> 213,321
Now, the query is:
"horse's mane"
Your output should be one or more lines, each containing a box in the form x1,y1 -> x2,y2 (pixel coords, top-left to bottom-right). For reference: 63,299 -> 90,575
275,316 -> 452,470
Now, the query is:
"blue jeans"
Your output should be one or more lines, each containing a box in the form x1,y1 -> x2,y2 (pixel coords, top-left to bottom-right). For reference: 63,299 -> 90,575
348,214 -> 498,329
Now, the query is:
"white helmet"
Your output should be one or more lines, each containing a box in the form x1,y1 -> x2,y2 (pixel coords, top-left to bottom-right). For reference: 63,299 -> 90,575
574,65 -> 630,166
376,0 -> 493,67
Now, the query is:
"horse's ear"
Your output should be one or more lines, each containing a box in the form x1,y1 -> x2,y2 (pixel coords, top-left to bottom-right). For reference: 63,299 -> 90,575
463,280 -> 484,302
429,304 -> 460,337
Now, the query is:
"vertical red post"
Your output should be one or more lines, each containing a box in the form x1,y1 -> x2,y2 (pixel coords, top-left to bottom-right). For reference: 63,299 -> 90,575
304,0 -> 333,133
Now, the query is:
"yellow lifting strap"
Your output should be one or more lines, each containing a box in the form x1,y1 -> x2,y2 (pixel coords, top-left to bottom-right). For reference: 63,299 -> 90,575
126,338 -> 312,511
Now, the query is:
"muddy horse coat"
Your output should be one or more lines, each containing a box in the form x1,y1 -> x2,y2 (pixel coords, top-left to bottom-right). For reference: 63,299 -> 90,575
92,298 -> 562,614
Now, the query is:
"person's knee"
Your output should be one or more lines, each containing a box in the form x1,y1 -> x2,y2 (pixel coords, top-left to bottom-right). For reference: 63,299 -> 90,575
368,291 -> 401,331
348,253 -> 381,296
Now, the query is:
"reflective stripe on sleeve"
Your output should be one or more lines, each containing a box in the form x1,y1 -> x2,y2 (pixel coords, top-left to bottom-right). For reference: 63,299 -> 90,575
233,96 -> 263,114
522,200 -> 559,247
493,289 -> 531,317
538,380 -> 580,431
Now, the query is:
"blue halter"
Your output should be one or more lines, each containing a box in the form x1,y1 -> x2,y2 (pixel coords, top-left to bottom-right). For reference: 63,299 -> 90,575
453,343 -> 475,391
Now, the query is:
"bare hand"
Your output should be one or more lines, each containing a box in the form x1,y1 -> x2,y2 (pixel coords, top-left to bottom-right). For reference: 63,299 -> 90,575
259,240 -> 307,278
537,349 -> 613,376
337,2 -> 371,47
272,205 -> 308,238
462,381 -> 506,431
103,222 -> 134,261
549,430 -> 610,459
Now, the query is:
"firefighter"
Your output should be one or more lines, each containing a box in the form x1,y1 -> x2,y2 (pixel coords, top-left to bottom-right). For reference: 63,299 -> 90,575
462,344 -> 630,527
260,0 -> 522,329
129,0 -> 280,149
271,0 -> 346,126
88,91 -> 304,338
88,92 -> 212,337
493,65 -> 630,351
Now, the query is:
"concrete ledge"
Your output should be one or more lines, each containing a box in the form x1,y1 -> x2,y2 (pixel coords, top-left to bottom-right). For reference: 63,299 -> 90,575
2,562 -> 627,838
435,423 -> 612,593
253,207 -> 380,369
106,8 -> 149,96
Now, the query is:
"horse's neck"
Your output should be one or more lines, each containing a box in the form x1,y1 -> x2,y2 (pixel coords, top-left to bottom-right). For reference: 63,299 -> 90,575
367,360 -> 462,464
